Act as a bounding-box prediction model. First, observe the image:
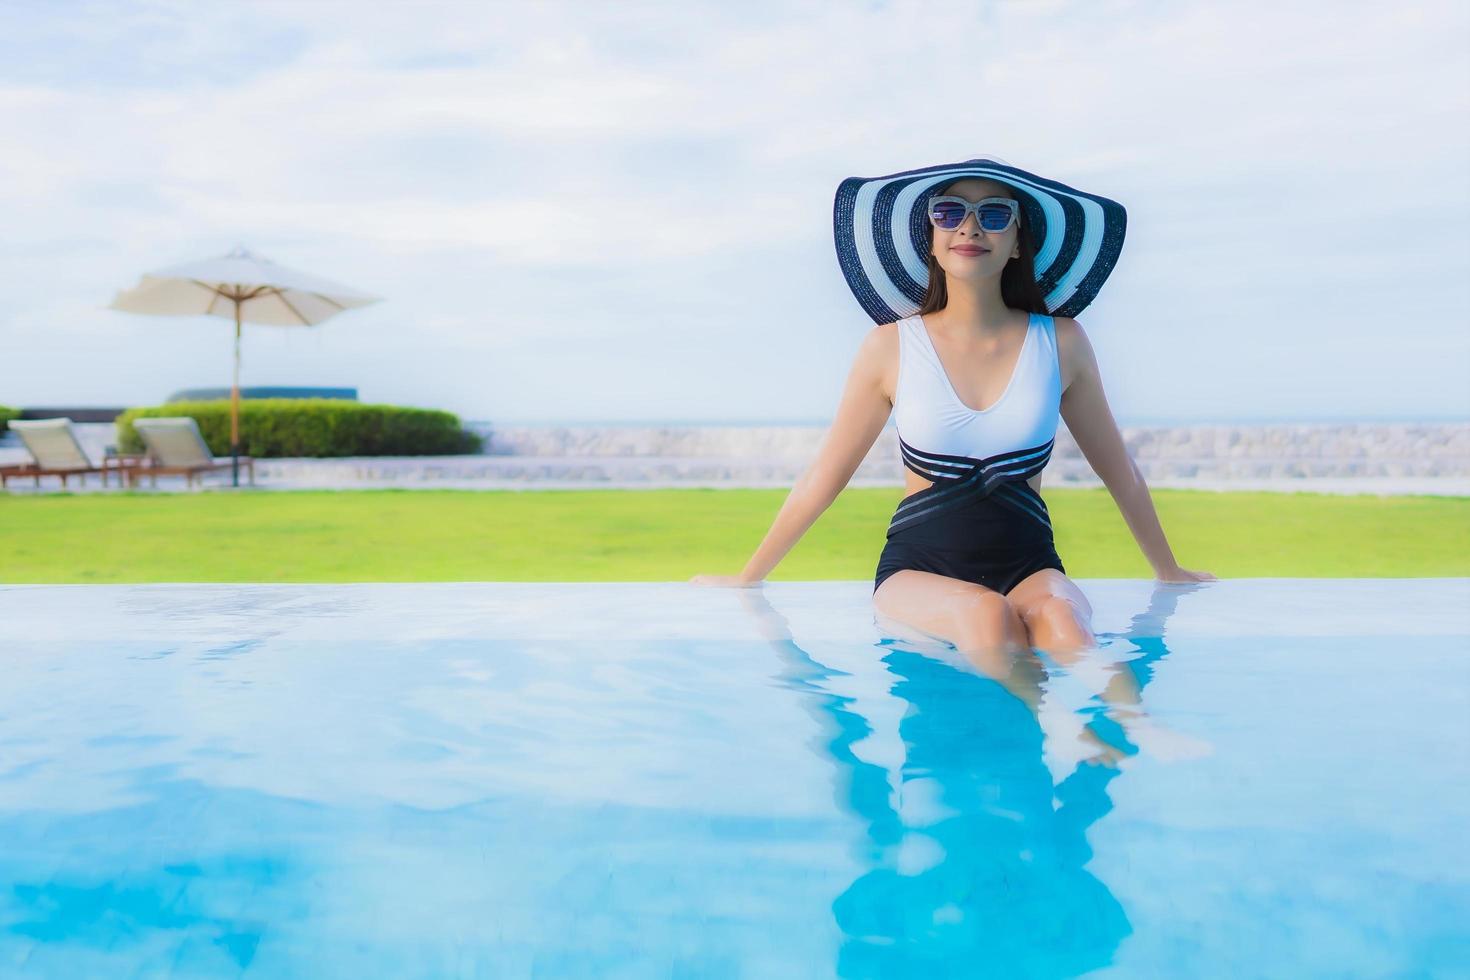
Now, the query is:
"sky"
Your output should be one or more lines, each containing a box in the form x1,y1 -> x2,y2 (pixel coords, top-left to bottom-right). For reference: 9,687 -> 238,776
1,0 -> 1467,426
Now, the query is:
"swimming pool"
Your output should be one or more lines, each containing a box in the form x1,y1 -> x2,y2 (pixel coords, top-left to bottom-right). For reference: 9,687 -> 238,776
1,579 -> 1466,977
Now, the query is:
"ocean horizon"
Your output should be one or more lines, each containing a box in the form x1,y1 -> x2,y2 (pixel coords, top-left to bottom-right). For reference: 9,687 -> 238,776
467,414 -> 1470,428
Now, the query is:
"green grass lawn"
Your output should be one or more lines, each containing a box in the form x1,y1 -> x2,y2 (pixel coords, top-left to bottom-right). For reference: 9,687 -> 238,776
2,487 -> 1466,583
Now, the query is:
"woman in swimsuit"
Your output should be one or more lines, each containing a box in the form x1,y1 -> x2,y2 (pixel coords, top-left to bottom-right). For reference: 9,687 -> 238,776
693,167 -> 1214,664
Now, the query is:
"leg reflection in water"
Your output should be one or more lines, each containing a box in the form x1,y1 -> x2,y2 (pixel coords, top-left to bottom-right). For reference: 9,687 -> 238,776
736,582 -> 1210,978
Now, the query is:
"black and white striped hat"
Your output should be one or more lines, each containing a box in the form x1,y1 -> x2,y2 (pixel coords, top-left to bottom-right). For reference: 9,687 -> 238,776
832,155 -> 1127,324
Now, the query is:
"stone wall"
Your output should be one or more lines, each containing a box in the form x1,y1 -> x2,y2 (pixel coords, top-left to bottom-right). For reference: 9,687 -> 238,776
4,421 -> 1466,488
468,422 -> 1470,479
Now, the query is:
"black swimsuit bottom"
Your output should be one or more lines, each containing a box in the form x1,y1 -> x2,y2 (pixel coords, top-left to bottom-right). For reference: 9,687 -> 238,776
873,436 -> 1065,596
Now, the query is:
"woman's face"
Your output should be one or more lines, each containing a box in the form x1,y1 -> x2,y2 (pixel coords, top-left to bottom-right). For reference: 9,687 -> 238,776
928,177 -> 1021,283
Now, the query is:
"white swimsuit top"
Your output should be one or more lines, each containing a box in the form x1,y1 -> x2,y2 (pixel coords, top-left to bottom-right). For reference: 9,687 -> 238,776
887,311 -> 1062,536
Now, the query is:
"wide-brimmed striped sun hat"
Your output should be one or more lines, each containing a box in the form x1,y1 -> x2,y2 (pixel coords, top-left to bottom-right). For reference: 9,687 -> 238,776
832,155 -> 1127,324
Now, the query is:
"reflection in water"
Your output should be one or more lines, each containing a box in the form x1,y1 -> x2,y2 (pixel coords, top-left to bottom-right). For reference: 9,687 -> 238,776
739,584 -> 1208,977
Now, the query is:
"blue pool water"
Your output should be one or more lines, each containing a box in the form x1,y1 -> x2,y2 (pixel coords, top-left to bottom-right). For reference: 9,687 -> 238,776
0,579 -> 1466,978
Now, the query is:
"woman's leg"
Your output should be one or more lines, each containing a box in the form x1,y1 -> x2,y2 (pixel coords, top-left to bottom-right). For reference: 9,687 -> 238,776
874,569 -> 1031,681
1005,568 -> 1097,659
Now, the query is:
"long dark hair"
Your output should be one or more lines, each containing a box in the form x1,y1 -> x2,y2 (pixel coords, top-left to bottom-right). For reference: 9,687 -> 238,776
916,178 -> 1051,316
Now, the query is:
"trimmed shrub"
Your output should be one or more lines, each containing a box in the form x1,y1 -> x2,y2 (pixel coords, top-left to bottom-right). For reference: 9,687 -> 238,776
115,399 -> 484,457
0,405 -> 18,432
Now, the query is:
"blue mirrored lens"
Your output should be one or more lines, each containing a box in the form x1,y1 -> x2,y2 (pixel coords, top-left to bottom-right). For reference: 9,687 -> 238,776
978,205 -> 1013,231
930,202 -> 966,228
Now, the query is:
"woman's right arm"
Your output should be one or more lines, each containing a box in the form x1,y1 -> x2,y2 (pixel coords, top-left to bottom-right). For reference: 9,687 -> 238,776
692,323 -> 896,587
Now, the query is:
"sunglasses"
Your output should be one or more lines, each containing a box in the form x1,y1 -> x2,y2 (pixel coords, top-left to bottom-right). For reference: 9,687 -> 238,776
926,195 -> 1020,233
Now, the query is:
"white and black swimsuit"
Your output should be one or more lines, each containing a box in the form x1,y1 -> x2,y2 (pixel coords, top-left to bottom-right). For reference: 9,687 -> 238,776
874,310 -> 1067,595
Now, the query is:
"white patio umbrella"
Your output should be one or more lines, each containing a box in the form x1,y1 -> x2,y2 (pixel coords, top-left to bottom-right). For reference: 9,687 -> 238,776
108,246 -> 382,486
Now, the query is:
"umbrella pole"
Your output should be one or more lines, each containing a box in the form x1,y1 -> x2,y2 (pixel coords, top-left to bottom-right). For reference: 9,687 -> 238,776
231,300 -> 241,487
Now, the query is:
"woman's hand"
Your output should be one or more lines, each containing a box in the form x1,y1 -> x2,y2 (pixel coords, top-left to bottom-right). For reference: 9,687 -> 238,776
689,573 -> 764,589
1154,565 -> 1217,583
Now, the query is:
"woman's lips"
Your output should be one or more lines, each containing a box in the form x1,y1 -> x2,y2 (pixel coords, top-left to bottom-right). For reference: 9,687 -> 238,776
951,246 -> 989,255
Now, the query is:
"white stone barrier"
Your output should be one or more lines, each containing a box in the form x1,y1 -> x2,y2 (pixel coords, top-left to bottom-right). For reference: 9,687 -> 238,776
3,421 -> 1466,491
469,421 -> 1470,466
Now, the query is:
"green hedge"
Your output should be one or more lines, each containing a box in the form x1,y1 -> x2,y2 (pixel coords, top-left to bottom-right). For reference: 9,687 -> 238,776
0,404 -> 18,432
115,399 -> 484,457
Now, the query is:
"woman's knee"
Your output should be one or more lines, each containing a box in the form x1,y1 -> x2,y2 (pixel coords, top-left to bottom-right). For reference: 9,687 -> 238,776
949,591 -> 1025,648
1026,595 -> 1094,650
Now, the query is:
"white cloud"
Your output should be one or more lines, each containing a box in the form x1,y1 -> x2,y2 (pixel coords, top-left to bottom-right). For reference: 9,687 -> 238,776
0,0 -> 1466,421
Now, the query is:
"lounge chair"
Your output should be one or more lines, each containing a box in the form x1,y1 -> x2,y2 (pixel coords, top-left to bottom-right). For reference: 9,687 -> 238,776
2,418 -> 130,489
130,417 -> 255,488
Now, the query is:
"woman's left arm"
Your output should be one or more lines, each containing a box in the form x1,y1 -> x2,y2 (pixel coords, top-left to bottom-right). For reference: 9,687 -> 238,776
1054,317 -> 1216,584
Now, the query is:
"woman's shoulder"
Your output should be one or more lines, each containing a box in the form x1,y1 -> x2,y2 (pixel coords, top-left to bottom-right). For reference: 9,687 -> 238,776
866,317 -> 910,345
1048,315 -> 1092,387
860,318 -> 904,356
851,319 -> 905,395
1049,313 -> 1084,345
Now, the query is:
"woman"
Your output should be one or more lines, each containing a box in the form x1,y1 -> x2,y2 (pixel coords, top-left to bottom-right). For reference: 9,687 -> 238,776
693,156 -> 1214,662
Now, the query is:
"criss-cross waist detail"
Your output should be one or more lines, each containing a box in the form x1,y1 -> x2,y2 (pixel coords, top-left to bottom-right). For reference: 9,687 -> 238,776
889,436 -> 1055,537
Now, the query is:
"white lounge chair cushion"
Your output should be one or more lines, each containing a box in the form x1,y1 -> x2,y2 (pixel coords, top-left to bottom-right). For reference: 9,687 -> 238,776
9,418 -> 95,470
133,417 -> 219,468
